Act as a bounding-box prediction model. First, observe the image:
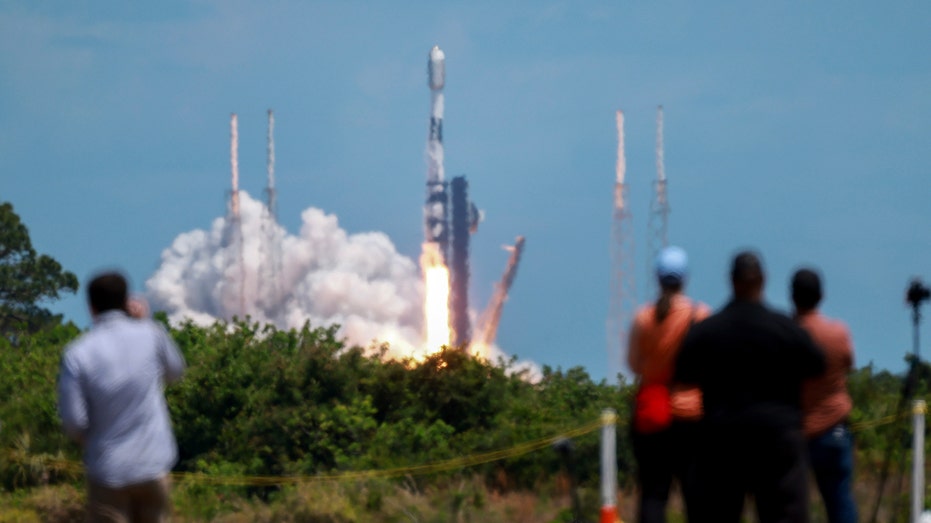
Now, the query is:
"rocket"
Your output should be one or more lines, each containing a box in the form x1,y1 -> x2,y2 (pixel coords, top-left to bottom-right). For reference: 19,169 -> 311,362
424,45 -> 448,258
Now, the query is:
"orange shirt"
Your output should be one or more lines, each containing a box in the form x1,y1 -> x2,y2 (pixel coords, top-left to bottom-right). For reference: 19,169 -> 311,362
798,311 -> 854,437
628,294 -> 711,420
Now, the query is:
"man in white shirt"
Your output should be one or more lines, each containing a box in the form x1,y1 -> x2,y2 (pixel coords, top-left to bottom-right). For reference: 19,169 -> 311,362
58,271 -> 185,522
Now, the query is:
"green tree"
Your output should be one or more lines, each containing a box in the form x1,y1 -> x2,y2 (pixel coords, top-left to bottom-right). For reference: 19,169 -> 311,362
0,202 -> 78,337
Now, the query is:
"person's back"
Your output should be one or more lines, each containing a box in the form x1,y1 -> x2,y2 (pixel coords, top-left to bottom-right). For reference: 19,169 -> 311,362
628,246 -> 710,523
681,300 -> 823,429
674,251 -> 825,523
792,267 -> 857,523
797,313 -> 853,436
61,311 -> 183,486
58,271 -> 185,522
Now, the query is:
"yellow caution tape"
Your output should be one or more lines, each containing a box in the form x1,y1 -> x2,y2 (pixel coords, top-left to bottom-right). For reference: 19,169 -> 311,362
171,419 -> 604,486
7,407 -> 922,487
850,409 -> 913,432
6,419 -> 603,487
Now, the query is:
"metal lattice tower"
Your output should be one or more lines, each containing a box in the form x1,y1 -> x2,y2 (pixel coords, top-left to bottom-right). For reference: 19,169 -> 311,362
229,113 -> 246,319
265,109 -> 277,223
609,110 -> 637,381
261,109 -> 284,313
647,105 -> 671,298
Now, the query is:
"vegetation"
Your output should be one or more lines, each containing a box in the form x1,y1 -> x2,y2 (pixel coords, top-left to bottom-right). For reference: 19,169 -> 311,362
0,318 -> 632,521
0,315 -> 927,522
0,202 -> 78,339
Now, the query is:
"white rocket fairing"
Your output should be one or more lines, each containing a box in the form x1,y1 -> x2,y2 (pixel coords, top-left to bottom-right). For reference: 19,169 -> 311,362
424,46 -> 448,255
428,46 -> 445,91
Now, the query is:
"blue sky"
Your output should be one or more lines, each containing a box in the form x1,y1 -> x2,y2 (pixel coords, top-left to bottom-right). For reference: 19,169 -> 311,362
2,1 -> 930,380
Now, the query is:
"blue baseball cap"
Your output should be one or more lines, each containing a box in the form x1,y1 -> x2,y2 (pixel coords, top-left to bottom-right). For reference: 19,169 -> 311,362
656,246 -> 688,287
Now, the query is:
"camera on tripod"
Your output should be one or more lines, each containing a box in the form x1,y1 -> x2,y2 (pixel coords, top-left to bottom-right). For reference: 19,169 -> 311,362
908,278 -> 931,308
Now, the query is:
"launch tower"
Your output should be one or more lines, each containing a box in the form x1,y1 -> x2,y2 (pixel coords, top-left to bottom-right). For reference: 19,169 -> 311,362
261,109 -> 284,311
449,175 -> 479,348
608,111 -> 636,381
647,105 -> 670,297
228,113 -> 246,319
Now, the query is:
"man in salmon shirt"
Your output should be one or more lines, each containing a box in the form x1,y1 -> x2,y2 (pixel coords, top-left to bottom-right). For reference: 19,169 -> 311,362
792,268 -> 857,523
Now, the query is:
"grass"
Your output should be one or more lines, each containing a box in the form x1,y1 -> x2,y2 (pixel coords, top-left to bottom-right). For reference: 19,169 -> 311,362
0,476 -> 609,523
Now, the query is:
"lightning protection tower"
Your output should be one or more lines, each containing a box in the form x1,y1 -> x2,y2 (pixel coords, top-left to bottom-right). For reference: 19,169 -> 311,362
260,109 -> 284,313
227,113 -> 246,319
609,110 -> 636,382
647,105 -> 671,298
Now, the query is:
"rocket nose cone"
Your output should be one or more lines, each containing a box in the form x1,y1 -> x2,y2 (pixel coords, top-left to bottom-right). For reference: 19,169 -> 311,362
430,46 -> 445,63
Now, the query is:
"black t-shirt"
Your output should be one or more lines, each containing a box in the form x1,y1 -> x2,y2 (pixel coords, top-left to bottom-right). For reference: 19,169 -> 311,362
674,299 -> 826,431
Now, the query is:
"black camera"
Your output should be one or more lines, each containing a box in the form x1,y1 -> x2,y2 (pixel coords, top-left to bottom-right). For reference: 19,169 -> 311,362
907,278 -> 931,307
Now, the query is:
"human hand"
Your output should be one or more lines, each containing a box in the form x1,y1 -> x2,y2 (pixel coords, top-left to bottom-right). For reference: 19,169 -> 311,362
127,296 -> 150,318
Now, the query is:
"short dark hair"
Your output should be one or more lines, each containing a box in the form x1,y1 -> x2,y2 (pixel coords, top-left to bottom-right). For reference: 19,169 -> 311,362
791,268 -> 822,311
87,271 -> 128,313
731,250 -> 764,284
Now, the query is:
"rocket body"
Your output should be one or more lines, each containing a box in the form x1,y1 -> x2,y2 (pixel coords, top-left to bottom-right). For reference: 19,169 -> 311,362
424,46 -> 448,255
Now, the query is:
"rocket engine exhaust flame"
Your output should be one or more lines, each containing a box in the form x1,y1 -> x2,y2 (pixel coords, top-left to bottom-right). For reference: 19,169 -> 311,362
420,242 -> 451,350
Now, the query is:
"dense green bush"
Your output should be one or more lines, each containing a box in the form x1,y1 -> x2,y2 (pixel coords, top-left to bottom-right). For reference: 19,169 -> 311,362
0,317 -> 631,494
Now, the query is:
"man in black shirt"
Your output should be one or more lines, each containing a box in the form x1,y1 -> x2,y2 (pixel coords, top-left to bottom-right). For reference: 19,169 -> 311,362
674,251 -> 825,523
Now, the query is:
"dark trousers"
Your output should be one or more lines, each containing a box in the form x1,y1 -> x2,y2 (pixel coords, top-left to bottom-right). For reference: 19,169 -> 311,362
631,421 -> 698,523
689,423 -> 810,523
808,422 -> 857,523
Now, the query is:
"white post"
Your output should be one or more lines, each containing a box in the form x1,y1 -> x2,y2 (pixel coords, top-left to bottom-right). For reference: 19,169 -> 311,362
600,408 -> 618,523
913,399 -> 926,523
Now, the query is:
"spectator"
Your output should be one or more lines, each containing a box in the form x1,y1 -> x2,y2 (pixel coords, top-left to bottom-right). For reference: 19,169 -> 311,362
58,271 -> 185,522
674,251 -> 825,523
792,267 -> 857,523
628,246 -> 711,523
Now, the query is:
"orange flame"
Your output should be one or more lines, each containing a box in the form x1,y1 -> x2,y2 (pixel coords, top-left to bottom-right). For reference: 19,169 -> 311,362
468,340 -> 489,359
420,242 -> 451,351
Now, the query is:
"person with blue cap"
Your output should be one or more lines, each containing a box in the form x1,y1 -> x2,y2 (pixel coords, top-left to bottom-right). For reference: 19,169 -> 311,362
628,246 -> 710,523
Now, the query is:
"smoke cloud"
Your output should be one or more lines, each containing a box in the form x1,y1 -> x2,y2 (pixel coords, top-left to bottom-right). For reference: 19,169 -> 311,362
146,191 -> 426,358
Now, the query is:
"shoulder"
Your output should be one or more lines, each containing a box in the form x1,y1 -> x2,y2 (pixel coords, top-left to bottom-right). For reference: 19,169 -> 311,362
61,330 -> 96,370
819,314 -> 851,336
634,304 -> 657,325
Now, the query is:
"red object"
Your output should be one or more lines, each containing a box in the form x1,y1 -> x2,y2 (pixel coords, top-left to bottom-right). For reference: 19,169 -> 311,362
600,505 -> 620,523
633,382 -> 672,434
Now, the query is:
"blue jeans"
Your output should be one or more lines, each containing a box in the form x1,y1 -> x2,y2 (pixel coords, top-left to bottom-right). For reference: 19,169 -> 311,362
808,422 -> 857,523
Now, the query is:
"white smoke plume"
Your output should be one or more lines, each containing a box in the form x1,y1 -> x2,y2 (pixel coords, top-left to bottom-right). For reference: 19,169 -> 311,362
145,191 -> 426,359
